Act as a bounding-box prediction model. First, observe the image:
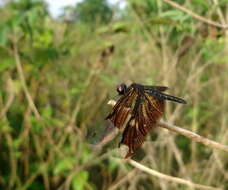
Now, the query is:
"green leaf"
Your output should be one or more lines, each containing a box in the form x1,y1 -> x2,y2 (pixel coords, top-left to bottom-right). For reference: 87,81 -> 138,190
69,82 -> 87,95
30,116 -> 45,133
148,17 -> 178,26
98,73 -> 116,85
80,145 -> 91,164
69,88 -> 82,95
160,10 -> 190,22
0,58 -> 15,72
191,0 -> 209,9
0,24 -> 10,47
41,106 -> 53,118
202,38 -> 225,62
54,157 -> 75,175
112,22 -> 129,33
0,120 -> 12,133
108,158 -> 119,171
186,107 -> 199,120
13,138 -> 23,149
71,171 -> 89,190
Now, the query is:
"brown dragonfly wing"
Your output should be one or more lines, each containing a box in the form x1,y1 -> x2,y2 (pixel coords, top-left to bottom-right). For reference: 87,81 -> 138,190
120,93 -> 165,158
120,116 -> 145,158
106,87 -> 137,129
144,93 -> 165,124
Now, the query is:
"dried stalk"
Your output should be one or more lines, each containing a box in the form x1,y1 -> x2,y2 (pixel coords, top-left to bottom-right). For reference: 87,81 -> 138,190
12,38 -> 41,120
163,0 -> 228,29
0,77 -> 15,119
127,159 -> 222,190
159,121 -> 228,152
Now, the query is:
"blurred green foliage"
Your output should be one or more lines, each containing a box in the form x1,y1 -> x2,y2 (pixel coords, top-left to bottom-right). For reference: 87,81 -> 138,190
0,0 -> 228,190
74,0 -> 113,24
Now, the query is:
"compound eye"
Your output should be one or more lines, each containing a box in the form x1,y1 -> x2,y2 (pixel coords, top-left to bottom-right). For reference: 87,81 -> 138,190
116,83 -> 127,95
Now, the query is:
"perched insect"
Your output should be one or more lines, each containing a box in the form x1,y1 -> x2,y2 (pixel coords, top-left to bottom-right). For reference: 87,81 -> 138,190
106,83 -> 187,158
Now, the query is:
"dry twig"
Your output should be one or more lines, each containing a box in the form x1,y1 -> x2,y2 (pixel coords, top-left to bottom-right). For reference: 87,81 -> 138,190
12,37 -> 41,120
159,121 -> 228,152
163,0 -> 228,29
0,77 -> 15,119
127,159 -> 222,190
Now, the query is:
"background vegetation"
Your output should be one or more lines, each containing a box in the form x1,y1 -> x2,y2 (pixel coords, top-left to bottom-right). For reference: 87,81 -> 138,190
0,0 -> 228,189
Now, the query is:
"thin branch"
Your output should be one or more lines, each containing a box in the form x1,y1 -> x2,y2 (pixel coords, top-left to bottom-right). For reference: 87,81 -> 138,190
0,77 -> 15,119
12,38 -> 41,120
108,169 -> 137,190
127,159 -> 222,190
107,100 -> 228,152
163,0 -> 228,29
94,127 -> 119,148
158,121 -> 228,152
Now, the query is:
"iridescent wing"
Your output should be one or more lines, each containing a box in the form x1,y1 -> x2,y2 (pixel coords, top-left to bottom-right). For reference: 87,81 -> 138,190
146,89 -> 187,104
143,85 -> 168,92
106,86 -> 137,129
120,93 -> 165,158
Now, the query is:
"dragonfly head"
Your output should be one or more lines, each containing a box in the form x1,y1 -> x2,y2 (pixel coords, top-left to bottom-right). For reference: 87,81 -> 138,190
116,83 -> 127,95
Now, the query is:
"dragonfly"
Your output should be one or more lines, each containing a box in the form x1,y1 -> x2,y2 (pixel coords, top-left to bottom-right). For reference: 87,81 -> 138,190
106,83 -> 187,158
